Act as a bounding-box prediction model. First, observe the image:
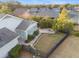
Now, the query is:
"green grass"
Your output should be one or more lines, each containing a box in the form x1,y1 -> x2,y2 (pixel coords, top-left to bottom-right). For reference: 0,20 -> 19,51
34,33 -> 65,54
9,45 -> 22,58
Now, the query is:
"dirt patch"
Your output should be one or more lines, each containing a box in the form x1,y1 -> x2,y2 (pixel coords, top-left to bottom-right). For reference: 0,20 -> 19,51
20,50 -> 33,58
49,35 -> 79,58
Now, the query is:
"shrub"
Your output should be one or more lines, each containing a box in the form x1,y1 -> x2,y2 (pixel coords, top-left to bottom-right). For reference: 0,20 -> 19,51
25,35 -> 34,43
52,8 -> 74,33
9,45 -> 22,58
33,30 -> 39,36
31,16 -> 43,27
39,18 -> 54,28
25,30 -> 39,43
31,16 -> 54,28
31,16 -> 43,22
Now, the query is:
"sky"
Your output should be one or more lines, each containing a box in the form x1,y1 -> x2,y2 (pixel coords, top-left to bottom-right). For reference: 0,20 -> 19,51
16,0 -> 79,4
1,0 -> 79,4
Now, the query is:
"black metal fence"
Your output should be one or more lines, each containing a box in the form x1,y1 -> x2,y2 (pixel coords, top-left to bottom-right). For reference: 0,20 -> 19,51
46,33 -> 69,58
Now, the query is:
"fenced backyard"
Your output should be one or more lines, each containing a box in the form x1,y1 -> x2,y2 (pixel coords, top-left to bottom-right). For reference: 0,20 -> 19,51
33,33 -> 67,57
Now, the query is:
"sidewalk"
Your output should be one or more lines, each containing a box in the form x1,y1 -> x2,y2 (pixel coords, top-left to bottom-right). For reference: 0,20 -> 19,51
39,28 -> 55,34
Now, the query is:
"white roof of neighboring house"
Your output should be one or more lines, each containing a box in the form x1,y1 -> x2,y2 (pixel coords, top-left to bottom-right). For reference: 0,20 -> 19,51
0,14 -> 37,32
0,27 -> 18,48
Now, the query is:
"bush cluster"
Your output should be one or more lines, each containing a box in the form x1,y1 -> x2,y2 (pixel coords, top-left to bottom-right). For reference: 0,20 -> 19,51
25,30 -> 39,43
31,16 -> 54,28
9,45 -> 22,58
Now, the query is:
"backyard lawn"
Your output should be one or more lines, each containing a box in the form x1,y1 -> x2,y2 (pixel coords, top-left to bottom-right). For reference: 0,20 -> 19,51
34,33 -> 65,56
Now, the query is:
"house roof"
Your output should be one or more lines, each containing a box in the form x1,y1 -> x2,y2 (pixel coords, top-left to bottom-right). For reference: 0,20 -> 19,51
16,20 -> 34,30
14,8 -> 60,18
29,8 -> 60,18
0,14 -> 37,31
14,8 -> 28,15
0,14 -> 22,32
0,28 -> 18,48
0,14 -> 6,21
0,14 -> 5,19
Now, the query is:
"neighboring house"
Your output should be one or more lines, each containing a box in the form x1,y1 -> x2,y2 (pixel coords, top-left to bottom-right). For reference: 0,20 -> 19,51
14,8 -> 60,19
13,8 -> 31,19
67,7 -> 79,11
69,11 -> 79,24
74,7 -> 79,11
29,8 -> 60,18
0,14 -> 38,40
67,7 -> 75,11
0,28 -> 19,58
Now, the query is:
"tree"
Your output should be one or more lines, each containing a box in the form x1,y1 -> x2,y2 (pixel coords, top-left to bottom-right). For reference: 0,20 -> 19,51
39,17 -> 53,28
0,4 -> 12,14
31,16 -> 53,28
52,8 -> 74,33
31,16 -> 43,22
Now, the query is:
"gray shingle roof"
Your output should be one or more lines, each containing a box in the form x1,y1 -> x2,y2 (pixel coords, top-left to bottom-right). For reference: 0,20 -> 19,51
29,8 -> 60,18
14,8 -> 27,15
0,28 -> 18,48
16,20 -> 33,30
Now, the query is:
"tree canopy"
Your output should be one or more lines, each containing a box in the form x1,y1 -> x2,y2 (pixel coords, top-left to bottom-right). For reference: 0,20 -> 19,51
52,8 -> 74,33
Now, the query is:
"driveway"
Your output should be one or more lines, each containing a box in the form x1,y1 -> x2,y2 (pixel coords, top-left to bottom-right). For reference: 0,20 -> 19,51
49,35 -> 79,58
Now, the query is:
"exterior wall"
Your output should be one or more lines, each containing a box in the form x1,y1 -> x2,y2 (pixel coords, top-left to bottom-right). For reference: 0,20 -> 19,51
0,37 -> 19,58
15,22 -> 38,40
16,29 -> 28,40
17,22 -> 38,40
25,22 -> 38,35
